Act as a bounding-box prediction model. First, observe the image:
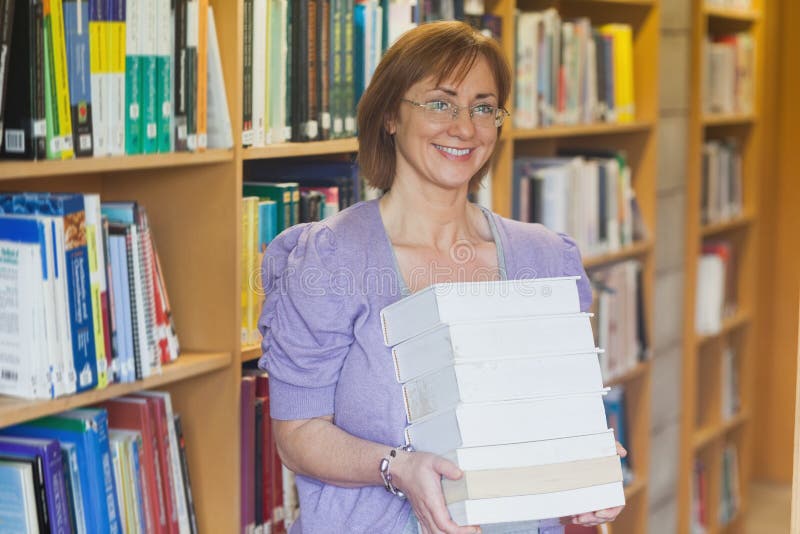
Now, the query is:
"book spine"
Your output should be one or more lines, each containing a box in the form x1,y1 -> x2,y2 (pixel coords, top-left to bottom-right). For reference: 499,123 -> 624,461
42,441 -> 74,533
195,0 -> 207,150
317,0 -> 330,140
83,197 -> 109,389
0,0 -> 31,158
138,227 -> 160,375
184,0 -> 197,150
88,0 -> 106,155
305,0 -> 318,141
241,0 -> 253,146
155,0 -> 171,151
283,0 -> 292,141
50,0 -> 75,158
63,0 -> 94,156
43,0 -> 61,159
140,0 -> 159,153
124,0 -> 141,154
342,0 -> 354,136
251,0 -> 265,146
107,0 -> 126,155
172,0 -> 188,150
32,0 -> 47,158
174,414 -> 199,534
0,0 -> 15,148
123,230 -> 144,379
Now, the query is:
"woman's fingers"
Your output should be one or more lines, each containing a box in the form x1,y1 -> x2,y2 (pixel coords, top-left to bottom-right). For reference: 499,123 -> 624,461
616,441 -> 627,458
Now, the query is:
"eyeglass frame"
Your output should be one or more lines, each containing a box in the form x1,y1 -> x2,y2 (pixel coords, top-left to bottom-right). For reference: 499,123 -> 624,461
401,98 -> 511,128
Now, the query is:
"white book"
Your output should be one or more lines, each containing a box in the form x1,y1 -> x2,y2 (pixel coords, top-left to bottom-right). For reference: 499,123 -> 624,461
128,226 -> 153,378
402,351 -> 604,423
441,455 -> 623,503
380,276 -> 583,346
447,481 -> 625,527
0,220 -> 50,399
695,254 -> 725,335
391,313 -> 596,383
442,429 -> 618,471
405,391 -> 610,456
251,0 -> 267,147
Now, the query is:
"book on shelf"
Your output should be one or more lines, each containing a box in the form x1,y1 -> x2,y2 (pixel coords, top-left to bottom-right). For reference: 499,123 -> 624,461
0,436 -> 72,533
695,240 -> 738,336
721,344 -> 741,420
703,33 -> 753,116
391,314 -> 597,383
109,429 -> 149,533
1,0 -> 228,160
719,443 -> 741,526
173,413 -> 199,534
702,139 -> 743,225
241,376 -> 257,534
380,276 -> 583,346
0,457 -> 44,532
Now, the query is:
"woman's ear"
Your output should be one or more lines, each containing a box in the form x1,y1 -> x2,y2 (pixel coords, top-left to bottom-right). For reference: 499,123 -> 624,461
384,113 -> 396,135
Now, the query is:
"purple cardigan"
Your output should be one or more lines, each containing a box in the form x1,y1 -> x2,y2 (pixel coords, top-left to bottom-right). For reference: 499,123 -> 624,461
258,199 -> 592,534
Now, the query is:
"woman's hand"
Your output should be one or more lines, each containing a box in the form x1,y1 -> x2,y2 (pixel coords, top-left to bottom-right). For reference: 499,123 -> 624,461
391,450 -> 481,534
571,442 -> 628,527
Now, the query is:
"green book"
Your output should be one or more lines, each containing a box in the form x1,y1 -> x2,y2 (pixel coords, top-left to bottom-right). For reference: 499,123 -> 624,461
243,182 -> 298,233
155,0 -> 172,151
44,12 -> 61,159
140,0 -> 159,154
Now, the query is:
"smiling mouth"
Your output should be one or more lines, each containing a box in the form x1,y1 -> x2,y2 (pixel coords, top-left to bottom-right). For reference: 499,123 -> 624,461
433,144 -> 473,157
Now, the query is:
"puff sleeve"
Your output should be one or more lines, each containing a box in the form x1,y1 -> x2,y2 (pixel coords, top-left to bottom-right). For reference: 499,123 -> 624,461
559,233 -> 593,313
257,223 -> 355,420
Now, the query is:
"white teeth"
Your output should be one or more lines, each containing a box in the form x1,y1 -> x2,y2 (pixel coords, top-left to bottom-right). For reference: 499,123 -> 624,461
435,144 -> 470,156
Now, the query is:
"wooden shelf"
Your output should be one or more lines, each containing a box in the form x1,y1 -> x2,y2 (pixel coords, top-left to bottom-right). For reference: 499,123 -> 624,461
702,113 -> 756,127
242,138 -> 358,160
605,360 -> 650,388
701,213 -> 754,237
583,240 -> 653,270
0,150 -> 234,180
703,5 -> 760,22
624,477 -> 648,500
697,310 -> 751,345
693,411 -> 750,451
242,343 -> 262,363
0,352 -> 232,428
511,121 -> 653,140
565,0 -> 655,5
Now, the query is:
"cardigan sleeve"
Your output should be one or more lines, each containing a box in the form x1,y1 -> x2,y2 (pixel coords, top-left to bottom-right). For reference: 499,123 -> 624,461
257,222 -> 355,420
558,232 -> 593,313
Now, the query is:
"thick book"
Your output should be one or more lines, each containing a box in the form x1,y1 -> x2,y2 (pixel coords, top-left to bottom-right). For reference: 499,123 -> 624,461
402,350 -> 604,423
0,0 -> 46,159
0,436 -> 72,533
124,0 -> 143,154
107,0 -> 126,156
442,455 -> 623,503
206,5 -> 233,149
447,482 -> 625,527
391,313 -> 596,383
0,216 -> 51,399
60,441 -> 88,533
380,276 -> 583,346
405,391 -> 610,456
442,429 -> 618,471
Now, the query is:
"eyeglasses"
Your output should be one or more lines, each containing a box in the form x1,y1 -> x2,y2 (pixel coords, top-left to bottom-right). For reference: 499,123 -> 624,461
401,99 -> 510,128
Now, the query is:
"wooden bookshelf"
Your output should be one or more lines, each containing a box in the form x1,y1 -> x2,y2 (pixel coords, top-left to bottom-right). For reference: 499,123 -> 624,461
679,1 -> 766,531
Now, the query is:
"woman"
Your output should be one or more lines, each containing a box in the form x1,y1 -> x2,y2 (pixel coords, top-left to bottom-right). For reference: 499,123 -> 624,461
258,20 -> 624,534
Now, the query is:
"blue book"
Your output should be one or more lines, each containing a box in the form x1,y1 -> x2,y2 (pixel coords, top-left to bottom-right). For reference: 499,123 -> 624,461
110,234 -> 136,383
2,410 -> 123,534
9,193 -> 99,392
257,201 -> 277,253
0,436 -> 72,533
0,459 -> 41,532
353,3 -> 366,105
61,441 -> 88,534
63,0 -> 95,156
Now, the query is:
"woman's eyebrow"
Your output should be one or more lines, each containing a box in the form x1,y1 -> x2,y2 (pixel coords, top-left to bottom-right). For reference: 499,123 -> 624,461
430,87 -> 498,99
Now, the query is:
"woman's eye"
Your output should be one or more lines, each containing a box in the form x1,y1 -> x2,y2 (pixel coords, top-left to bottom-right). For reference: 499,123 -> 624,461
473,104 -> 494,115
427,101 -> 451,112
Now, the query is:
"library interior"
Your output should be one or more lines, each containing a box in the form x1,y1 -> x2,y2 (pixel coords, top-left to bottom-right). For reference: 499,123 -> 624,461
0,0 -> 798,532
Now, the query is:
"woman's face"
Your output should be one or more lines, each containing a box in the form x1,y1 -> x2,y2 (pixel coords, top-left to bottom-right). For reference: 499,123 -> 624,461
388,55 -> 499,194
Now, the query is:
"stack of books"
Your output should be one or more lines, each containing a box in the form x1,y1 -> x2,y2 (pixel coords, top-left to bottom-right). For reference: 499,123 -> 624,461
380,276 -> 625,528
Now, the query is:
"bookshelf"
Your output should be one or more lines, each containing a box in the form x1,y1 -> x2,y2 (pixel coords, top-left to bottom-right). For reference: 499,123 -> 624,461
0,0 -> 659,531
678,0 -> 766,532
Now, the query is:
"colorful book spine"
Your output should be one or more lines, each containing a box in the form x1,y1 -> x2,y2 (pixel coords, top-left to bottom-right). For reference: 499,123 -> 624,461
107,0 -> 126,155
83,194 -> 110,389
155,0 -> 172,151
49,0 -> 75,158
184,0 -> 197,150
43,0 -> 61,159
173,0 -> 188,150
124,0 -> 142,154
63,0 -> 94,156
241,0 -> 254,146
140,0 -> 158,153
89,0 -> 108,155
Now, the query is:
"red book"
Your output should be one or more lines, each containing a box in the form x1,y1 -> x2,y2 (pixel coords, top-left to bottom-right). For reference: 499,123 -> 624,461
102,397 -> 168,534
241,376 -> 256,534
132,393 -> 180,534
244,369 -> 272,532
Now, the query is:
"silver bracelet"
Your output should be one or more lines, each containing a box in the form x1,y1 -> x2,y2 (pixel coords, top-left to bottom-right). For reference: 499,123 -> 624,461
379,444 -> 413,498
